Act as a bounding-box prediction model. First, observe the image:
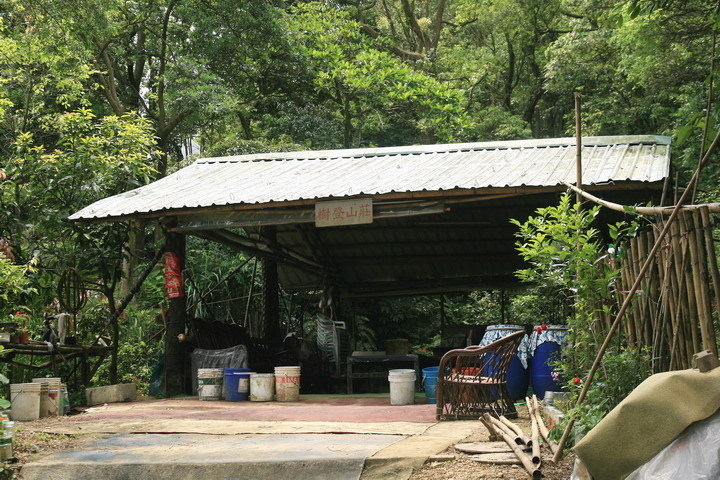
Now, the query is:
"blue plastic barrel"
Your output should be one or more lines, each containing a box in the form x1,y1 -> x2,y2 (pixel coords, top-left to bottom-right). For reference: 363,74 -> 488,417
530,325 -> 569,399
422,366 -> 439,404
480,325 -> 530,401
224,368 -> 252,401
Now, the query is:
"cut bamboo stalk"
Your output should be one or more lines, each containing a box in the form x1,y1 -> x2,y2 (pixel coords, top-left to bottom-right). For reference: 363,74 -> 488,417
499,415 -> 532,446
530,410 -> 541,465
480,413 -> 499,441
529,395 -> 559,456
489,415 -> 525,446
496,427 -> 542,479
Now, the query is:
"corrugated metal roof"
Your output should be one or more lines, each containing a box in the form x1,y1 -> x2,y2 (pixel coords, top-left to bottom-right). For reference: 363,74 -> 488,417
70,135 -> 670,221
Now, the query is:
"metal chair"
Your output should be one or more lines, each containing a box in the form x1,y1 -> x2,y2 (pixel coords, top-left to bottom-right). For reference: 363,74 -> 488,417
436,330 -> 525,420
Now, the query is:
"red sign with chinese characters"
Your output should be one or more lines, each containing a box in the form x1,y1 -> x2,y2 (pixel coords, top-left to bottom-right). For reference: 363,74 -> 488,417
164,252 -> 185,299
315,199 -> 373,227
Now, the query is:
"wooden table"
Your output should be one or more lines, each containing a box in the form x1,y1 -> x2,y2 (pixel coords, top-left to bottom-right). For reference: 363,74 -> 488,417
346,353 -> 420,394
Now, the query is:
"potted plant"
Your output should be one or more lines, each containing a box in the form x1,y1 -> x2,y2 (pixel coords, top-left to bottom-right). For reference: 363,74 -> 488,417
10,311 -> 30,344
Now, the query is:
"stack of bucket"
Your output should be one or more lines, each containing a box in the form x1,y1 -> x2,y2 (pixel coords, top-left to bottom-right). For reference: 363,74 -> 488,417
274,366 -> 301,402
9,376 -> 68,421
33,377 -> 62,417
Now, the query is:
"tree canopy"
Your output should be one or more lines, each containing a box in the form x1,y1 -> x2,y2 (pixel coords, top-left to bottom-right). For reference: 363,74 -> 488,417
1,0 -> 719,331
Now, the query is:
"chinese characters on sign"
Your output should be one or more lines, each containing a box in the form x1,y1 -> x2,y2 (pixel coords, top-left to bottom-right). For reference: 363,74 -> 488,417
315,199 -> 373,227
164,252 -> 185,299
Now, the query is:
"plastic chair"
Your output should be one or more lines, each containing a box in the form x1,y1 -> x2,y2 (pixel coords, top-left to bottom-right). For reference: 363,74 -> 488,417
436,330 -> 525,420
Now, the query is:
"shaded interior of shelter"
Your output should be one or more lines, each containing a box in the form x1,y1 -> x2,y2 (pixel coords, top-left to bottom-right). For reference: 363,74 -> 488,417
189,185 -> 665,299
178,183 -> 664,395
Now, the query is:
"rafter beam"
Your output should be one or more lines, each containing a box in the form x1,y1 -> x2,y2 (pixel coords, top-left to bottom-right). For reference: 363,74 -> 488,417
192,229 -> 337,279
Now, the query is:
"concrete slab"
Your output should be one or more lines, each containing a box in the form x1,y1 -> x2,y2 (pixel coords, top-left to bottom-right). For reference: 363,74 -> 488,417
37,419 -> 430,436
18,395 -> 483,480
20,433 -> 404,480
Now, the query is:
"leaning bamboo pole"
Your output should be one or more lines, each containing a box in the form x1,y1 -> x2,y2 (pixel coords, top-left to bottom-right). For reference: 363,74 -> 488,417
553,127 -> 720,463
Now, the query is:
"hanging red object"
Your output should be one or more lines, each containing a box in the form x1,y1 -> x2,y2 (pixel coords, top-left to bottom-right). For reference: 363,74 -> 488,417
164,253 -> 184,299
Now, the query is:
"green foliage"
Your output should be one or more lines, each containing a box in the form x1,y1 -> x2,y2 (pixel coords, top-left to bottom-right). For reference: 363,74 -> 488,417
511,194 -> 612,305
0,254 -> 37,317
92,340 -> 161,396
184,237 -> 258,325
511,193 -> 646,431
551,347 -> 652,440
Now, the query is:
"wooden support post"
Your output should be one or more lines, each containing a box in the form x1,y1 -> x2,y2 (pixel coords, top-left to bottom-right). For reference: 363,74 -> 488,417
261,226 -> 281,342
164,230 -> 187,396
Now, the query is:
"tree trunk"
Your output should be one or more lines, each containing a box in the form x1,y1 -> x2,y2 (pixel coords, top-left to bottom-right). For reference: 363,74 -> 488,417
119,220 -> 145,301
164,230 -> 187,396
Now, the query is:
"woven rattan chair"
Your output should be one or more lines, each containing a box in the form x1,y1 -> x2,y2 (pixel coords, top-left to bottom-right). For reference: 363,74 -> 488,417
436,330 -> 525,420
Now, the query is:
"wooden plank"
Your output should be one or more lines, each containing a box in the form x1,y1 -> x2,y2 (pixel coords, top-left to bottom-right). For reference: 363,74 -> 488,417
468,452 -> 522,465
455,442 -> 514,454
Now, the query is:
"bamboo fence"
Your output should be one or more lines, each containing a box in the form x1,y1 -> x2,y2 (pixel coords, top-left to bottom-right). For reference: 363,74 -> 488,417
618,207 -> 719,371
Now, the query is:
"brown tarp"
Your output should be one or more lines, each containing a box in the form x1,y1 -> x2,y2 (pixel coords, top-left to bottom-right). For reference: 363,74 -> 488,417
573,367 -> 720,480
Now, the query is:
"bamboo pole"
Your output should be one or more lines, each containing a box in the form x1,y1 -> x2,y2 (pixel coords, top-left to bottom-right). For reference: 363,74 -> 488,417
691,208 -> 717,356
496,427 -> 542,479
564,183 -> 720,215
700,206 -> 720,334
530,416 -> 541,464
499,415 -> 532,446
527,400 -> 542,465
669,217 -> 694,368
655,226 -> 675,371
619,245 -> 637,345
575,92 -> 583,206
480,413 -> 500,441
528,396 -> 559,456
629,237 -> 644,347
552,127 -> 720,463
647,226 -> 667,371
489,416 -> 526,446
679,212 -> 702,356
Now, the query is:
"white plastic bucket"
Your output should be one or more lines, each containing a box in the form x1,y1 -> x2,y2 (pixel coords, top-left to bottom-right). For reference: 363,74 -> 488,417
10,383 -> 41,421
274,366 -> 301,402
250,373 -> 275,402
32,378 -> 62,417
197,368 -> 224,401
388,369 -> 416,405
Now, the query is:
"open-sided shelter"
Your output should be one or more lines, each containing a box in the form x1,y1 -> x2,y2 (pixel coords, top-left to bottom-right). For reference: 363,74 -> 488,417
70,135 -> 671,394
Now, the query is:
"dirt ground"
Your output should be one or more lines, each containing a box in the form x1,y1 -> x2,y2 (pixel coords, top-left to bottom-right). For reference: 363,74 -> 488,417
409,408 -> 575,480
